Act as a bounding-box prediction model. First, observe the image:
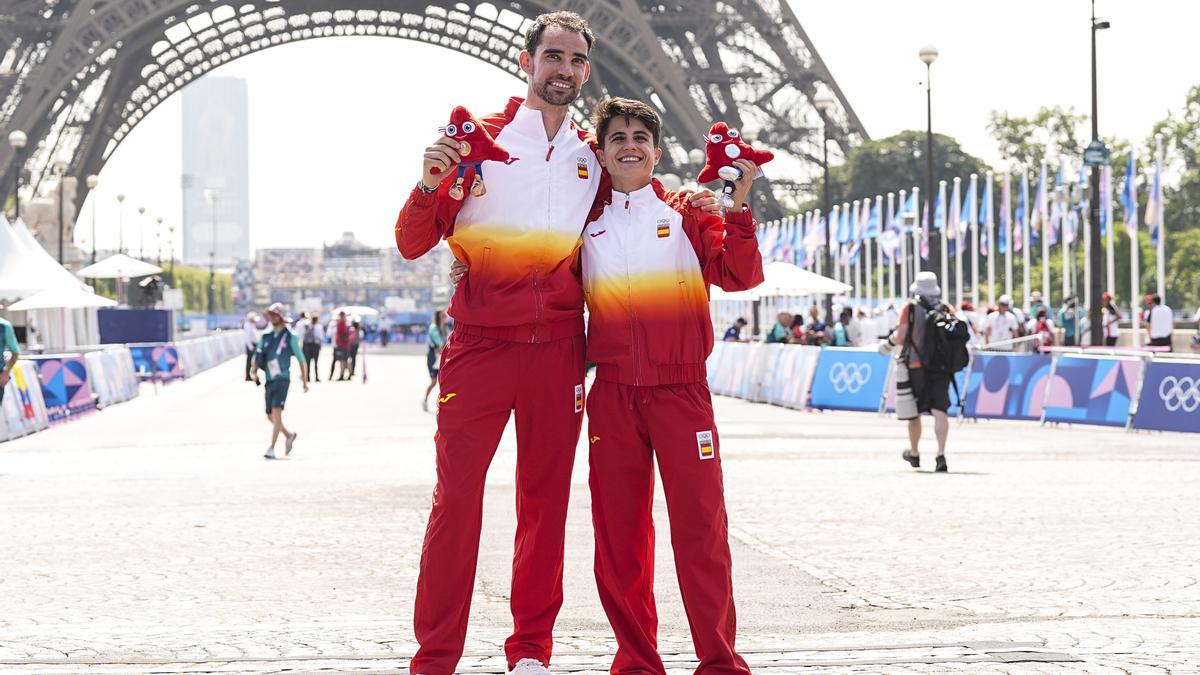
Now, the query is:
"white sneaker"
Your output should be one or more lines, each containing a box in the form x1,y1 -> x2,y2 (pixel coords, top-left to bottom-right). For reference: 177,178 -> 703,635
509,658 -> 550,675
264,448 -> 276,460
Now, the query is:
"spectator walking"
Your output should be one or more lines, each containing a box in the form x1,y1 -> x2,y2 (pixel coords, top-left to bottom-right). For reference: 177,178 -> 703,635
378,312 -> 392,348
1034,308 -> 1056,350
983,295 -> 1021,351
422,310 -> 449,411
0,308 -> 20,408
1058,296 -> 1083,347
302,312 -> 324,382
1144,294 -> 1174,350
1101,292 -> 1122,347
252,303 -> 308,460
242,312 -> 259,381
348,317 -> 364,378
722,317 -> 747,342
328,311 -> 351,381
883,271 -> 963,473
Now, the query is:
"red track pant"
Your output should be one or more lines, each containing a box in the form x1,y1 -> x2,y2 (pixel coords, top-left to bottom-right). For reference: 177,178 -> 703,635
586,380 -> 749,675
410,330 -> 585,675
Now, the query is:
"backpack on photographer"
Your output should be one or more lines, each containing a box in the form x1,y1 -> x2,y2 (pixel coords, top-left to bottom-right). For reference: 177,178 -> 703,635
879,271 -> 970,473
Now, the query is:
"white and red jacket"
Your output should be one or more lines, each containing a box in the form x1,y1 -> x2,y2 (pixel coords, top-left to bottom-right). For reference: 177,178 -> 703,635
395,97 -> 603,340
582,179 -> 763,386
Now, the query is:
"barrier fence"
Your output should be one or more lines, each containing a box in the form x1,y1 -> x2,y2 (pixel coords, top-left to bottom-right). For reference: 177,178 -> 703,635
707,342 -> 1200,434
2,332 -> 245,444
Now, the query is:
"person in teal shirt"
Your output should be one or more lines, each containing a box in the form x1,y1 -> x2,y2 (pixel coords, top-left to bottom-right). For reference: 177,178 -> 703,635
422,309 -> 449,411
0,313 -> 20,407
832,309 -> 852,346
253,303 -> 308,459
1058,296 -> 1083,346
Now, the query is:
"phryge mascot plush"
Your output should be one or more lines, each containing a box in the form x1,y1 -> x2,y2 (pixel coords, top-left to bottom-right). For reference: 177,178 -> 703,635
430,106 -> 512,200
697,122 -> 774,207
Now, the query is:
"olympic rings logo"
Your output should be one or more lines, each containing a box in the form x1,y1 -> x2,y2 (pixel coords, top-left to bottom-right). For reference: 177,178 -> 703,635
829,362 -> 873,394
1158,376 -> 1200,413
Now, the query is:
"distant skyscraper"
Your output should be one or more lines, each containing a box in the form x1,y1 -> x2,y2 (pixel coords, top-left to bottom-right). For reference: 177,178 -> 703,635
181,76 -> 249,267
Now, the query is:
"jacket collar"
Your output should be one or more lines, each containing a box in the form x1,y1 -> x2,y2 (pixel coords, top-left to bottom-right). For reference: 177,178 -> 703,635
507,96 -> 575,143
611,178 -> 667,206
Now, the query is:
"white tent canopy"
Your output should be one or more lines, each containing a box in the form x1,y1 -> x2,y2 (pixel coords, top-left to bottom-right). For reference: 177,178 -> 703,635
711,262 -> 851,301
332,305 -> 380,318
8,286 -> 117,311
76,253 -> 163,279
0,215 -> 88,300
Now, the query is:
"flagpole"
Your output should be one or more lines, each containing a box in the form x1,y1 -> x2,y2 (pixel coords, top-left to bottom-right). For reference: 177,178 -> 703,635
815,210 -> 824,277
1023,168 -> 1032,313
951,177 -> 962,307
1040,160 -> 1050,309
1084,192 -> 1092,311
1004,172 -> 1014,303
1154,133 -> 1165,302
911,186 -> 920,294
897,189 -> 907,301
985,171 -> 995,304
875,195 -> 884,305
865,200 -> 874,311
1128,150 -> 1142,348
1105,166 -> 1115,296
940,180 -> 949,294
886,193 -> 895,302
1060,186 -> 1070,303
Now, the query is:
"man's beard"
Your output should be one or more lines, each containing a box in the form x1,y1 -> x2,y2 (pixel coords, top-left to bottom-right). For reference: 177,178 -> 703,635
537,77 -> 580,106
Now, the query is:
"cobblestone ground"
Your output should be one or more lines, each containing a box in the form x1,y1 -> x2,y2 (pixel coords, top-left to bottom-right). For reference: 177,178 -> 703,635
1,355 -> 1197,673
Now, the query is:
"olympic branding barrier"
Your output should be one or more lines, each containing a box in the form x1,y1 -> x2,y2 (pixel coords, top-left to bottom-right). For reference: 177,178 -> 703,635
963,353 -> 1053,420
1131,361 -> 1200,433
1,361 -> 50,442
84,348 -> 139,408
707,342 -> 821,409
129,344 -> 185,382
29,355 -> 96,421
809,348 -> 892,412
1042,355 -> 1143,427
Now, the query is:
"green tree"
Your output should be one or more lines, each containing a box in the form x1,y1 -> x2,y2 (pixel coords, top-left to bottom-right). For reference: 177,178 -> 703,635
987,106 -> 1088,170
805,130 -> 992,211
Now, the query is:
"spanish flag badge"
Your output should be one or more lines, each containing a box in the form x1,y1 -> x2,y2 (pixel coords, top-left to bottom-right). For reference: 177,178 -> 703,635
577,158 -> 589,180
656,218 -> 670,238
696,430 -> 715,460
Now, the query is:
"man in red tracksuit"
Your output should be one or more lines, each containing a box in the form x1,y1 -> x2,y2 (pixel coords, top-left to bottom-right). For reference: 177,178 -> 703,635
395,13 -> 599,675
581,99 -> 763,674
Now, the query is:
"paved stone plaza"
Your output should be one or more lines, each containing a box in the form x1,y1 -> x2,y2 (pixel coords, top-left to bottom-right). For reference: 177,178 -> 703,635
1,354 -> 1197,673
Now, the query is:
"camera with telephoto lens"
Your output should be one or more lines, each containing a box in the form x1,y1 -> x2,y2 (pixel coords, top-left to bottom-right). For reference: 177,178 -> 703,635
894,360 -> 919,421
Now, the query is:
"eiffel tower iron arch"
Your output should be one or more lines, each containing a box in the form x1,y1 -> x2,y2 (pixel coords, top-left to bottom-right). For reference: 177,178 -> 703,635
1,0 -> 867,222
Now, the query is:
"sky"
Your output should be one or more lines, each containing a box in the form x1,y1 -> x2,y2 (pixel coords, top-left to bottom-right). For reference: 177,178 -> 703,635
82,0 -> 1200,257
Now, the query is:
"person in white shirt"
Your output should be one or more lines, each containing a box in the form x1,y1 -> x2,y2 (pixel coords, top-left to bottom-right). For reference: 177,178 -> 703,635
1101,292 -> 1122,346
302,312 -> 325,382
983,295 -> 1021,351
1144,294 -> 1174,350
960,301 -> 981,345
242,312 -> 260,381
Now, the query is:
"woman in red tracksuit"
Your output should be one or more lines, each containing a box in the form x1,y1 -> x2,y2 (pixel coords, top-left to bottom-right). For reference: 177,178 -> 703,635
581,98 -> 763,675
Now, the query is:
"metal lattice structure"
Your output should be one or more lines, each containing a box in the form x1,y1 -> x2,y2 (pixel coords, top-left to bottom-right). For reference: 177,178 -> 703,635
1,0 -> 867,220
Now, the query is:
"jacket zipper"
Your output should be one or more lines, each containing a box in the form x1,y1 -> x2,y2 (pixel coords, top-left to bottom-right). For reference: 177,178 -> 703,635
530,142 -> 556,337
617,191 -> 641,386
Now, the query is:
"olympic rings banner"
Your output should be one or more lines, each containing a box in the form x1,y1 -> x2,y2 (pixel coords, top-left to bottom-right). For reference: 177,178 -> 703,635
1042,356 -> 1143,427
809,348 -> 891,412
963,353 -> 1053,420
1132,361 -> 1200,433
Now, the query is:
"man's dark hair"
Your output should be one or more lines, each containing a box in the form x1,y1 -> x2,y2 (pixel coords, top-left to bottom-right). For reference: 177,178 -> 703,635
592,97 -> 661,148
736,317 -> 747,325
525,11 -> 595,55
1152,294 -> 1162,304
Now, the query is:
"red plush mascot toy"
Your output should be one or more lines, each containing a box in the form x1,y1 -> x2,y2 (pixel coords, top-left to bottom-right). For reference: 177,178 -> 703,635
431,106 -> 511,200
697,122 -> 774,207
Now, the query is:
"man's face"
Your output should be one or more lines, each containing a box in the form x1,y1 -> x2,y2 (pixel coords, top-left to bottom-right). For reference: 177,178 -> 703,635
267,311 -> 283,327
999,302 -> 1010,312
520,27 -> 590,107
599,116 -> 661,187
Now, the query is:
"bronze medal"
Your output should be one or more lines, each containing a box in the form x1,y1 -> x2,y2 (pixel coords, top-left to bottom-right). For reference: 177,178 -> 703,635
458,141 -> 471,158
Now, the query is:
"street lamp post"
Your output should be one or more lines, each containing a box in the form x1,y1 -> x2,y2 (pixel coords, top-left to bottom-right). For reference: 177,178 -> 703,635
53,159 -> 67,263
116,193 -> 126,254
814,91 -> 837,326
204,188 -> 220,319
156,216 -> 164,268
1087,0 -> 1111,346
168,225 -> 176,280
7,130 -> 26,222
86,175 -> 99,265
138,206 -> 146,259
920,45 -> 939,276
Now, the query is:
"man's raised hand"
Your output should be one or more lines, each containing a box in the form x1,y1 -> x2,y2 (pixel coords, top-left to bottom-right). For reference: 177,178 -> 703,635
422,136 -> 462,189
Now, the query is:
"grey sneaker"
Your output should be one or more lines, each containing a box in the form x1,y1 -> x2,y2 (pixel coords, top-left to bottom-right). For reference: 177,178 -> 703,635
264,448 -> 277,460
285,432 -> 297,456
